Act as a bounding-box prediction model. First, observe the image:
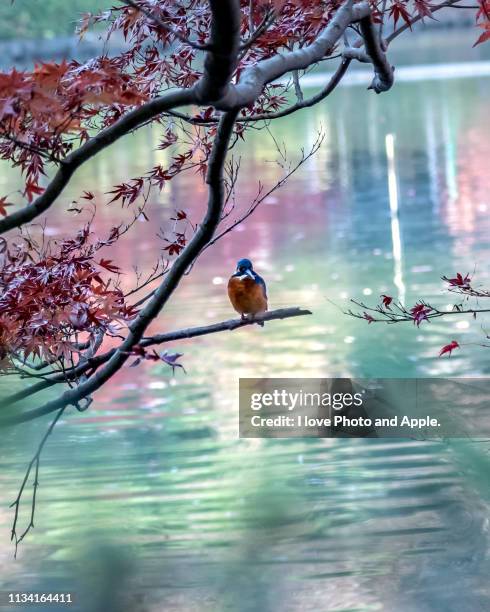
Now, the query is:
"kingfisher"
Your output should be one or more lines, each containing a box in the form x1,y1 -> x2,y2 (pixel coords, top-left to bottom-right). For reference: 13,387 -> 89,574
228,258 -> 268,325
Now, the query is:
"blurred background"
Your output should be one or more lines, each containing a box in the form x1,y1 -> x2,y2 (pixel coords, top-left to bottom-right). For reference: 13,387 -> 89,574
1,2 -> 490,611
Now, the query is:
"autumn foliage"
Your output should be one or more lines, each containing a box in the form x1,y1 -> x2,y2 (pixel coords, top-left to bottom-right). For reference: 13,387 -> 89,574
0,0 -> 487,373
0,0 -> 487,380
0,224 -> 136,366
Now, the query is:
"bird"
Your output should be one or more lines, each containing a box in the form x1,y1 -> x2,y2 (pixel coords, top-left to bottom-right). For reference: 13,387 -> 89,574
228,258 -> 268,326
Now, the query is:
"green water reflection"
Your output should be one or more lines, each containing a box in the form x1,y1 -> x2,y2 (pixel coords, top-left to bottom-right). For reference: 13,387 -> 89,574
1,61 -> 490,610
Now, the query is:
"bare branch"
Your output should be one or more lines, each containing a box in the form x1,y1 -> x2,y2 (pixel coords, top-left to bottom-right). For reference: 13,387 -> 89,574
292,70 -> 304,103
204,130 -> 325,250
358,14 -> 394,93
142,307 -> 312,345
10,406 -> 65,557
345,298 -> 490,325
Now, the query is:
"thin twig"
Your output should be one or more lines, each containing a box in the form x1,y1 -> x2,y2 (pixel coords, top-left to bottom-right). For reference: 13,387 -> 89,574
10,407 -> 66,557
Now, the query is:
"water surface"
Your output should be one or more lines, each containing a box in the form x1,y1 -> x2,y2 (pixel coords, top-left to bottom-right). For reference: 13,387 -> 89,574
1,47 -> 490,611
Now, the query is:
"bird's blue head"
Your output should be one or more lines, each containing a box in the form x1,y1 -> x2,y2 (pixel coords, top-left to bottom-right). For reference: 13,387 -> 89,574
233,258 -> 254,278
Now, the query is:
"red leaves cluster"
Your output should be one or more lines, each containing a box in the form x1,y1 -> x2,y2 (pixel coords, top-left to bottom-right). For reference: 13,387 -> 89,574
0,57 -> 149,200
0,226 -> 136,367
410,302 -> 432,327
0,0 -> 484,216
107,148 -> 199,208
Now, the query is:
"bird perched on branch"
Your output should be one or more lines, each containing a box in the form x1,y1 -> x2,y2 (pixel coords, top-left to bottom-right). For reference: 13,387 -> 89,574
228,258 -> 268,326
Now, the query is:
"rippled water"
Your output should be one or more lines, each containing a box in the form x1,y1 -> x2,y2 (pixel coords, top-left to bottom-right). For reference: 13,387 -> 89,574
1,38 -> 490,611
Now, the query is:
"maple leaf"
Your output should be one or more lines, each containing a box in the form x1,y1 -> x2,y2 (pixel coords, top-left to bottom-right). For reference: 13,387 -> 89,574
363,312 -> 375,324
414,0 -> 433,20
473,24 -> 490,47
160,351 -> 186,374
76,12 -> 93,41
33,61 -> 69,93
444,272 -> 471,288
0,197 -> 13,217
389,1 -> 412,28
98,259 -> 121,274
164,242 -> 185,256
23,180 -> 44,203
170,210 -> 187,221
410,303 -> 432,327
439,340 -> 459,358
157,129 -> 178,150
381,294 -> 393,309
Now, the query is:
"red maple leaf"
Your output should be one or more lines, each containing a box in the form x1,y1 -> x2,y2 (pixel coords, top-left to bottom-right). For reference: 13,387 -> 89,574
439,340 -> 459,357
410,303 -> 432,327
23,180 -> 45,203
444,272 -> 471,288
0,196 -> 13,217
363,312 -> 375,324
98,258 -> 121,273
474,24 -> 490,47
170,210 -> 187,221
164,242 -> 184,256
381,294 -> 393,309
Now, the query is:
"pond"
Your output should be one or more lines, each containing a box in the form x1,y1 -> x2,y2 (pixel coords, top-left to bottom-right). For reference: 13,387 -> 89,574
1,31 -> 490,612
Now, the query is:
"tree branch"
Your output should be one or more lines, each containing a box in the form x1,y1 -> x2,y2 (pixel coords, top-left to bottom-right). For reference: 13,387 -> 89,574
0,88 -> 196,234
240,58 -> 352,121
0,0 -> 392,235
1,307 -> 311,422
211,0 -> 376,109
142,307 -> 312,345
195,0 -> 242,103
163,57 -> 352,126
1,109 -> 240,426
10,406 -> 65,557
358,14 -> 394,93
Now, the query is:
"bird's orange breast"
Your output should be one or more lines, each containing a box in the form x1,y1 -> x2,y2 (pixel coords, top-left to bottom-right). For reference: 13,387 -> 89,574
228,276 -> 268,315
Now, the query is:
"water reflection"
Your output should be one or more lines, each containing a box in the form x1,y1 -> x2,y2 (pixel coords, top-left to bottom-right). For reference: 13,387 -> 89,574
1,65 -> 490,610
